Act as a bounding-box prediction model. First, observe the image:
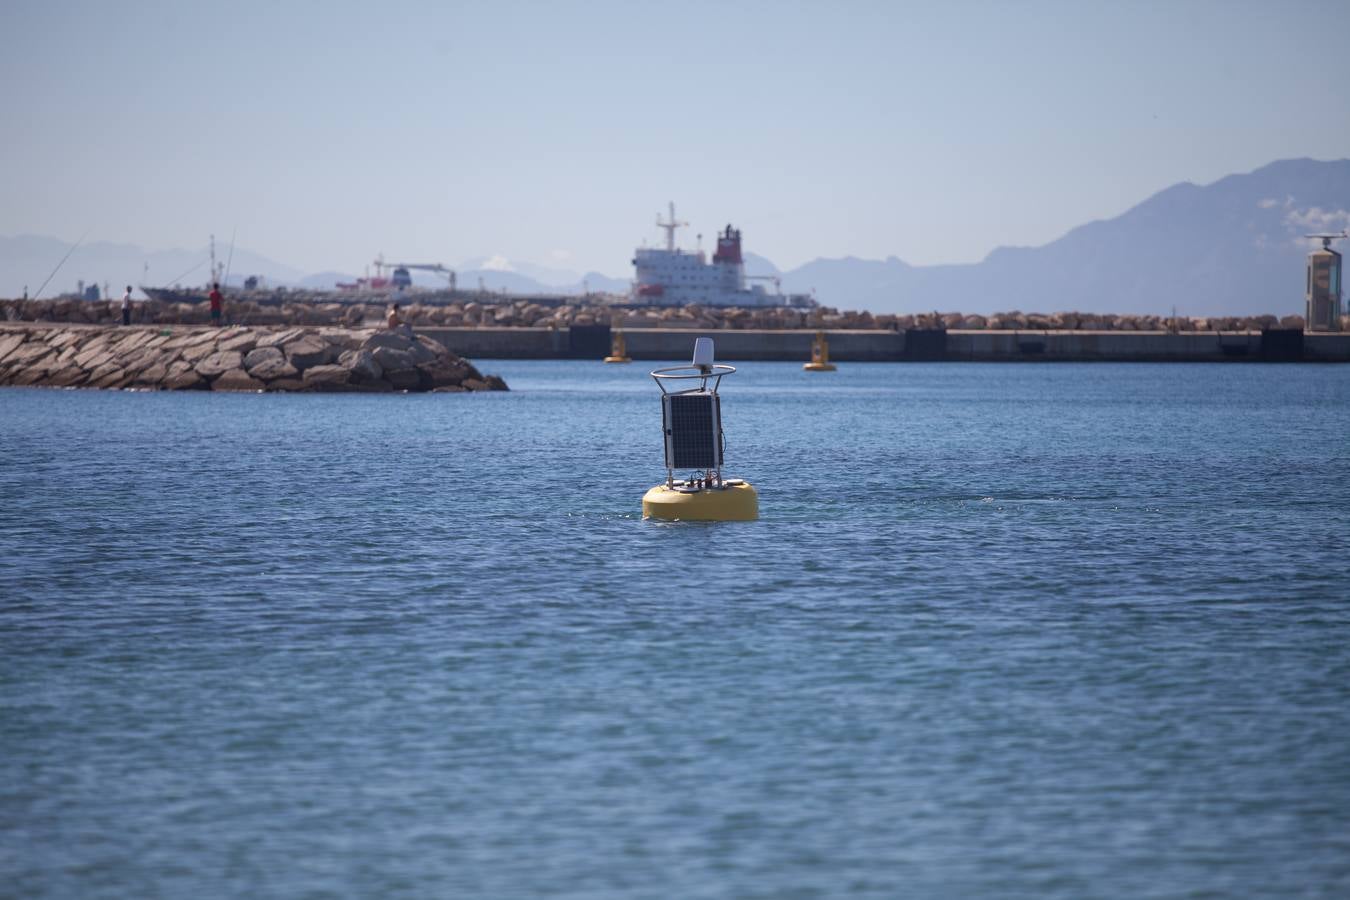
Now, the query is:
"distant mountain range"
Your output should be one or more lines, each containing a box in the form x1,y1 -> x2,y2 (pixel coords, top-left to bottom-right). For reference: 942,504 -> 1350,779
0,236 -> 306,300
2,158 -> 1345,314
775,157 -> 1349,316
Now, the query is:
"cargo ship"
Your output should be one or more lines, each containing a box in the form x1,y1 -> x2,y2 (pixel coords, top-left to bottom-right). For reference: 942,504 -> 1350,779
629,204 -> 816,309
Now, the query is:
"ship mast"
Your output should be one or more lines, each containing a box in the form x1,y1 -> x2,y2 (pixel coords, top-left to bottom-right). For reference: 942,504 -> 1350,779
656,201 -> 687,252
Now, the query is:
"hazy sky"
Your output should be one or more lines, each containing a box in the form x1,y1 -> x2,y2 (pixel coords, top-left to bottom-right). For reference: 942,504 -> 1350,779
3,0 -> 1348,277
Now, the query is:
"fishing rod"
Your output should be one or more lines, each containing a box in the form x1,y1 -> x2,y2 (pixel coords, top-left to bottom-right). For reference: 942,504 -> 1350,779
222,227 -> 236,289
32,228 -> 91,301
164,257 -> 207,285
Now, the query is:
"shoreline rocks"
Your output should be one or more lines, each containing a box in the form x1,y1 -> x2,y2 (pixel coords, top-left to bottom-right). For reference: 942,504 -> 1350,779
0,324 -> 508,393
6,297 -> 1347,334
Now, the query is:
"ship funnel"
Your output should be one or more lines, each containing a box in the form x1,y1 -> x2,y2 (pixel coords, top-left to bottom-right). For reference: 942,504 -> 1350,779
713,226 -> 743,265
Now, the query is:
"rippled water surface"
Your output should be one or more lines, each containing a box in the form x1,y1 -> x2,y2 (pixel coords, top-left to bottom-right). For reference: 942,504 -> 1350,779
3,361 -> 1349,898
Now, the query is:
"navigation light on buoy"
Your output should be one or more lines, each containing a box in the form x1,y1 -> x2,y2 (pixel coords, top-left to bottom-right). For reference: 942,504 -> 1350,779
642,338 -> 758,521
803,330 -> 837,371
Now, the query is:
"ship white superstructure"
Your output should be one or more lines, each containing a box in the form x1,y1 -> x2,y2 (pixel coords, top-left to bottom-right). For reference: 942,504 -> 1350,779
629,204 -> 815,309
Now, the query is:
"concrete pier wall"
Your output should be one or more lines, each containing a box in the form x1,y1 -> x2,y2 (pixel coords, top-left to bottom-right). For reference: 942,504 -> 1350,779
420,327 -> 1350,362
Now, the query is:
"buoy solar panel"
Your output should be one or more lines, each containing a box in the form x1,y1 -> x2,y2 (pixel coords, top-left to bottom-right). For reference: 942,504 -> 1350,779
663,393 -> 721,470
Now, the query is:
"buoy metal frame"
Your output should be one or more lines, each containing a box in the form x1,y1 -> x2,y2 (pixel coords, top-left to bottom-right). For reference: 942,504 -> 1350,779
643,359 -> 758,521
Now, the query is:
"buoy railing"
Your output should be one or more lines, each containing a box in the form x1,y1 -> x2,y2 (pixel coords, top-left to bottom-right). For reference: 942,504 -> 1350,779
649,363 -> 736,395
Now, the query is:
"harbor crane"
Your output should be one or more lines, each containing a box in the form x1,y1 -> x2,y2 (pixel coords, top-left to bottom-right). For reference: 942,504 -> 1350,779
372,254 -> 457,291
745,274 -> 783,294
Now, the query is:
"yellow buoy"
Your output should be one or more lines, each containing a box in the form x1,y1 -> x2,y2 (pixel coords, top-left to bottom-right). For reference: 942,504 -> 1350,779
643,338 -> 758,521
603,329 -> 631,363
642,481 -> 758,521
803,329 -> 836,371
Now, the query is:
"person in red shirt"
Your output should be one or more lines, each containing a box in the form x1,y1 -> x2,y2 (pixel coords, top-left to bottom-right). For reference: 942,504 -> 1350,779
208,282 -> 223,326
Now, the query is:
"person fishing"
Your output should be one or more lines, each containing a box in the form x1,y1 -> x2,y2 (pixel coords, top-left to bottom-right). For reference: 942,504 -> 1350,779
208,282 -> 223,326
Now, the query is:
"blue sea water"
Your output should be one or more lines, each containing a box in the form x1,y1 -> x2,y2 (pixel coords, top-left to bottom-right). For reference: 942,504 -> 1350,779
2,360 -> 1349,899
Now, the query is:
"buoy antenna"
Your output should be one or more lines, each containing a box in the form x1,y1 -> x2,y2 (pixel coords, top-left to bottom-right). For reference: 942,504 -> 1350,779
1306,230 -> 1348,250
692,336 -> 714,374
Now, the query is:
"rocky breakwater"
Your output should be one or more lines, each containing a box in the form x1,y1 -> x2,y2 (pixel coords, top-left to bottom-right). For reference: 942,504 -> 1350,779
9,296 -> 1350,333
0,324 -> 508,393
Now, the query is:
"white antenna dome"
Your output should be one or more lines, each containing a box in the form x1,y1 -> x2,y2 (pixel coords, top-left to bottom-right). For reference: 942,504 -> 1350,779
692,337 -> 715,369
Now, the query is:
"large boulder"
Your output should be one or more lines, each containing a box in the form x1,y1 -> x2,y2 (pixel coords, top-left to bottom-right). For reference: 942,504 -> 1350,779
338,348 -> 383,382
195,350 -> 244,379
111,329 -> 157,355
256,327 -> 306,349
284,336 -> 334,369
163,361 -> 206,390
9,367 -> 49,386
385,367 -> 423,391
133,362 -> 170,386
5,343 -> 54,368
183,329 -> 220,348
72,336 -> 115,368
408,336 -> 440,365
181,339 -> 221,362
371,345 -> 416,373
249,355 -> 299,381
362,330 -> 415,353
0,333 -> 29,364
217,330 -> 258,354
416,361 -> 469,388
243,345 -> 284,371
301,364 -> 351,390
87,363 -> 132,389
82,347 -> 124,373
47,365 -> 88,387
116,346 -> 165,377
212,368 -> 265,391
51,348 -> 84,372
319,328 -> 371,351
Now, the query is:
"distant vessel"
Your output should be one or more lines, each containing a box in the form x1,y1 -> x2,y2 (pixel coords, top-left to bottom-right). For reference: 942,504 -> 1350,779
140,240 -> 461,306
629,203 -> 816,309
333,255 -> 457,295
138,234 -> 228,304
